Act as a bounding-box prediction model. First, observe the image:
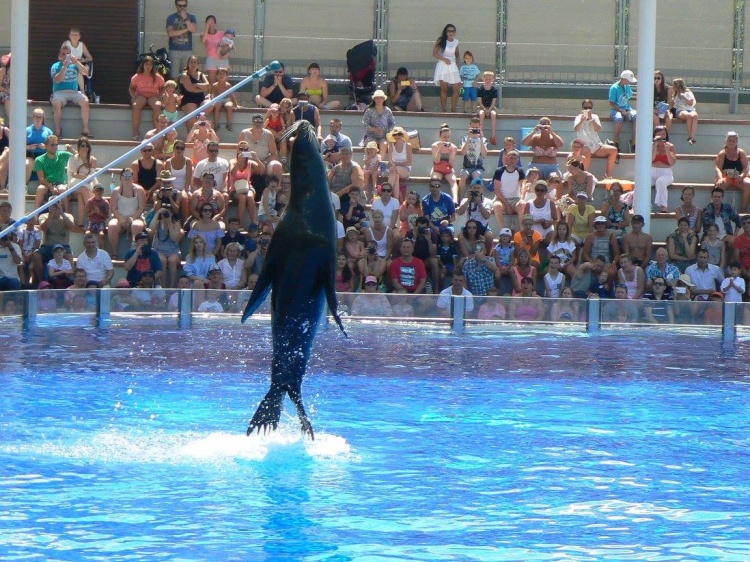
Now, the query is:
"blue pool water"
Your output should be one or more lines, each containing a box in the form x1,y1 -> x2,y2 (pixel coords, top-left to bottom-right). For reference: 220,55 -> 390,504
1,320 -> 749,561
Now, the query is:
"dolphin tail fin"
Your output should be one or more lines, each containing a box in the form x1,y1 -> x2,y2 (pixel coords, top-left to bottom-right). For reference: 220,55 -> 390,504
246,384 -> 285,436
287,385 -> 315,441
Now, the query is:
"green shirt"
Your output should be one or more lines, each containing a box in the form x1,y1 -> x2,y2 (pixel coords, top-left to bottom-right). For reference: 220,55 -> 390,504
33,151 -> 73,185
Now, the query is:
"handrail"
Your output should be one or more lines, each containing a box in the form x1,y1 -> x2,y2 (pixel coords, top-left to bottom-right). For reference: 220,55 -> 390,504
0,60 -> 282,240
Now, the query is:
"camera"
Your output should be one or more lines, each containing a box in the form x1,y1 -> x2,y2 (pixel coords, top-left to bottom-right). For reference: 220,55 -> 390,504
469,190 -> 479,197
470,128 -> 481,134
198,121 -> 207,127
655,138 -> 666,143
241,151 -> 253,158
260,238 -> 270,246
443,142 -> 451,147
418,227 -> 427,235
368,246 -> 377,255
161,195 -> 172,205
160,209 -> 171,219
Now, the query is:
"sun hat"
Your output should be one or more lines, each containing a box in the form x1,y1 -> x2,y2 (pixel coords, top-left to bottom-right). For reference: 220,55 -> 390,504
371,89 -> 387,100
594,216 -> 608,224
159,170 -> 176,182
386,126 -> 407,143
620,69 -> 637,83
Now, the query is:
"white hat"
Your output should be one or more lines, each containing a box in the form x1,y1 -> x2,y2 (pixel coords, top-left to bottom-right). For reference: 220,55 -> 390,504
594,215 -> 608,224
498,227 -> 512,237
620,70 -> 637,83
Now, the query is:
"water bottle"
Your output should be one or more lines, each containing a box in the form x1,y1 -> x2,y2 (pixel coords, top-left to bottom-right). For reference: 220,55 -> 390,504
109,172 -> 117,195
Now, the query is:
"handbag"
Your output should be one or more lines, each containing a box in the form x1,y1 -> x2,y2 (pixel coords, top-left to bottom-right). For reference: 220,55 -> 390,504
433,161 -> 452,175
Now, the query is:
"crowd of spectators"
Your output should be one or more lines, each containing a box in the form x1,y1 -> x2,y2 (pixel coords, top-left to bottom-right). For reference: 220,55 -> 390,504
0,14 -> 746,324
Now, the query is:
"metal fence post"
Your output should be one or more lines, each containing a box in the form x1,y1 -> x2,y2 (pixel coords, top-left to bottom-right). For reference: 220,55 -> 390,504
723,301 -> 737,341
23,289 -> 37,327
451,295 -> 466,334
97,288 -> 111,327
587,298 -> 601,333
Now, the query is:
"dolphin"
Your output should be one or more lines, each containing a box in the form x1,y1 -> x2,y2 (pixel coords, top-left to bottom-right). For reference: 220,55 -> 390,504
241,120 -> 346,439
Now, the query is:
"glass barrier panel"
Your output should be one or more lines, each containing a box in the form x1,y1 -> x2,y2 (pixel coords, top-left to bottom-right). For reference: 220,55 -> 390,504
736,303 -> 750,327
0,290 -> 26,318
599,298 -> 724,328
109,288 -> 170,314
351,292 -> 446,322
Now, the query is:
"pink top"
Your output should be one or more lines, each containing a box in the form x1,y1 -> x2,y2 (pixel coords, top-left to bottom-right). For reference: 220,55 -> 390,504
203,30 -> 224,59
131,73 -> 165,98
229,162 -> 252,191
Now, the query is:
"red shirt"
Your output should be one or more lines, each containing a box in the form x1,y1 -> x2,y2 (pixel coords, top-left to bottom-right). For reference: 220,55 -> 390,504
732,233 -> 750,269
388,256 -> 426,293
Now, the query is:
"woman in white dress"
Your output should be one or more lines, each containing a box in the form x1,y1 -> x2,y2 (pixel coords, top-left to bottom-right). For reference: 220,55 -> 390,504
432,24 -> 461,113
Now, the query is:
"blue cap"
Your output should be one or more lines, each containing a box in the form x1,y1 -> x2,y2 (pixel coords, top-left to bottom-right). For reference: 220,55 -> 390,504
225,28 -> 236,36
470,178 -> 484,186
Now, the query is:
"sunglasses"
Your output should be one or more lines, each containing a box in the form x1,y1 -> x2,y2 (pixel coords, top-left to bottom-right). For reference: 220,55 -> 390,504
429,184 -> 441,189
654,77 -> 662,81
177,2 -> 187,6
381,188 -> 392,193
174,146 -> 185,150
393,132 -> 403,137
653,282 -> 666,286
535,188 -> 546,193
208,149 -> 219,153
48,143 -> 58,146
582,105 -> 593,109
201,208 -> 213,213
141,148 -> 153,152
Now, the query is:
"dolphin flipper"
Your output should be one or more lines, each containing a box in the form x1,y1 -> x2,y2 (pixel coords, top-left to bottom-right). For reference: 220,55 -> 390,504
241,268 -> 273,323
322,261 -> 347,336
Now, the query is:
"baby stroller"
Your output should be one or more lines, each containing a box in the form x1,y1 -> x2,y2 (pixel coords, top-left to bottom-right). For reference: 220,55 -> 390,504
346,40 -> 377,110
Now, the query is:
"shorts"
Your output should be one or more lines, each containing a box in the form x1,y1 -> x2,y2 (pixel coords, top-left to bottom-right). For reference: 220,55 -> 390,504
610,108 -> 637,123
162,109 -> 179,123
204,56 -> 221,71
461,166 -> 484,178
50,90 -> 88,105
534,163 -> 560,179
88,221 -> 106,234
462,87 -> 477,102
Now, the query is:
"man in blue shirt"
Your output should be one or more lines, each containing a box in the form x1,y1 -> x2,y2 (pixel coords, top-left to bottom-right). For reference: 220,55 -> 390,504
422,178 -> 456,227
51,45 -> 91,138
609,69 -> 637,153
255,63 -> 295,108
165,0 -> 198,78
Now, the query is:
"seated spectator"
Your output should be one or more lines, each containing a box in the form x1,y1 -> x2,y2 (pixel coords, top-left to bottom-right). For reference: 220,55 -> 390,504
477,288 -> 506,320
0,233 -> 22,291
189,201 -> 224,256
186,113 -> 219,164
573,99 -> 617,178
563,158 -> 596,200
668,78 -> 698,144
702,187 -> 742,244
622,214 -> 653,268
167,275 -> 192,311
496,136 -> 523,170
459,240 -> 496,296
34,136 -> 73,212
549,286 -> 584,322
320,118 -> 353,168
129,56 -> 165,140
0,53 -> 10,119
436,272 -> 474,316
341,187 -> 367,230
701,223 -> 726,270
130,270 -> 166,311
582,216 -> 619,274
547,221 -> 577,278
107,168 -> 148,260
566,192 -> 596,245
609,70 -> 637,154
491,227 -> 515,289
132,143 -> 165,197
351,276 -> 393,317
590,268 -> 612,298
388,238 -> 427,294
653,70 -> 672,132
642,276 -> 673,324
430,124 -> 458,200
732,215 -> 750,289
422,178 -> 457,228
544,255 -> 566,298
189,172 -> 227,225
299,62 -> 340,110
667,217 -> 698,273
651,125 -> 677,212
25,108 -> 53,184
328,147 -> 364,210
217,241 -> 244,290
32,203 -> 74,285
514,215 -> 543,267
184,234 -> 216,288
358,239 -> 388,290
363,209 -> 393,261
405,216 -> 440,293
210,67 -> 238,131
37,281 -> 59,312
178,55 -> 210,131
645,247 -> 681,290
673,274 -> 699,323
50,44 -> 92,138
521,117 -> 563,179
615,253 -> 645,299
227,142 -> 259,227
371,183 -> 400,232
342,227 -> 365,273
491,149 -> 525,229
686,248 -> 724,301
255,62 -> 295,108
124,232 -> 164,287
67,137 -> 98,226
509,276 -> 545,320
335,252 -> 356,292
362,90 -> 394,158
398,189 -> 423,238
570,256 -> 606,298
75,232 -> 114,287
601,283 -> 638,322
510,248 -> 537,295
144,113 -> 178,161
523,180 -> 557,245
436,226 -> 459,290
476,71 -> 498,145
17,216 -> 42,286
385,127 -> 413,201
63,268 -> 89,308
714,131 -> 750,212
457,119 -> 487,201
293,91 -> 322,138
149,205 -> 182,288
242,227 -> 271,279
387,67 -> 423,112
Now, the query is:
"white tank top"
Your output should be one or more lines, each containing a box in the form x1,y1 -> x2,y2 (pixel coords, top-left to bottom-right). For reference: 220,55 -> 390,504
368,226 -> 389,257
391,142 -> 408,165
529,199 -> 553,236
168,159 -> 189,191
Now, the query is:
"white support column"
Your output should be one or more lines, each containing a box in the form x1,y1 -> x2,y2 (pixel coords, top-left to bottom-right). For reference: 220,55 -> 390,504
633,0 -> 656,233
9,0 -> 29,219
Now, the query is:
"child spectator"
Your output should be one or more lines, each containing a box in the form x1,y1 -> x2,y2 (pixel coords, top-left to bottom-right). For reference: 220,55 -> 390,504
477,71 -> 498,145
219,28 -> 235,62
721,261 -> 746,302
361,141 -> 381,201
18,216 -> 42,285
496,136 -> 524,170
343,227 -> 365,272
459,51 -> 481,113
544,255 -> 566,298
335,252 -> 355,292
591,269 -> 611,298
436,227 -> 459,289
342,187 -> 367,229
322,135 -> 339,169
62,28 -> 93,95
85,184 -> 110,245
492,227 -> 515,291
47,243 -> 74,289
160,81 -> 181,124
210,67 -> 238,131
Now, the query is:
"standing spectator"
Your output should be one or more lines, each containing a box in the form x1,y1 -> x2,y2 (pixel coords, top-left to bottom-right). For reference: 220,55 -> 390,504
573,99 -> 617,178
25,108 -> 53,184
432,24 -> 461,113
62,28 -> 93,96
129,56 -> 165,140
17,216 -> 41,286
609,70 -> 637,154
179,56 -> 210,131
166,0 -> 198,79
669,78 -> 698,145
361,90 -> 394,158
389,238 -> 427,294
200,16 -> 224,85
50,44 -> 92,138
75,233 -> 114,287
255,63 -> 295,108
458,51 -> 481,114
33,136 -> 73,211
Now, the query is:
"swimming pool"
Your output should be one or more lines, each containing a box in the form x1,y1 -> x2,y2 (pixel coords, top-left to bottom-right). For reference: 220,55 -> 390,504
1,319 -> 749,561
